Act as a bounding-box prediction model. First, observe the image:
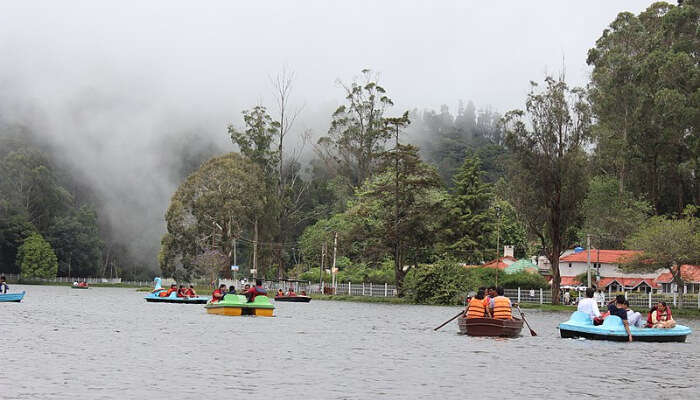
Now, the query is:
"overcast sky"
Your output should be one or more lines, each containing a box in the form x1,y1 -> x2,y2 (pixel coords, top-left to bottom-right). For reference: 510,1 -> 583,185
2,0 -> 653,122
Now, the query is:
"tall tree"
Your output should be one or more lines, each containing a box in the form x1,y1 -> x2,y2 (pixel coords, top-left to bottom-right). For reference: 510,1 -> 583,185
440,155 -> 493,263
160,153 -> 265,280
322,69 -> 395,188
503,76 -> 592,304
349,144 -> 446,294
587,1 -> 699,213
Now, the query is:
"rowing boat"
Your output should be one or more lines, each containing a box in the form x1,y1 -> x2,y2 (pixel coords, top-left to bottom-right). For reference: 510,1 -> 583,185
457,316 -> 524,337
274,295 -> 311,303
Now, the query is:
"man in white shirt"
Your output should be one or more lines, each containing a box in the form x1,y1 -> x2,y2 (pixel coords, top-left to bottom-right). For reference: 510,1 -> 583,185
577,287 -> 601,319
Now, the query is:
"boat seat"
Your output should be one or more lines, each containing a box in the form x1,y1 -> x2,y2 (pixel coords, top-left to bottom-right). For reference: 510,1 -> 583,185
569,311 -> 593,325
601,315 -> 624,329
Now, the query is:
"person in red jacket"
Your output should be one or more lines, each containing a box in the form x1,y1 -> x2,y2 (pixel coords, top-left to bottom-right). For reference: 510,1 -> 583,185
245,279 -> 267,302
185,285 -> 197,297
176,285 -> 187,297
211,284 -> 227,302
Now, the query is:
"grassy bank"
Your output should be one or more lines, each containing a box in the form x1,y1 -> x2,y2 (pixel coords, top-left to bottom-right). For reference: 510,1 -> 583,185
309,294 -> 411,304
12,281 -> 148,288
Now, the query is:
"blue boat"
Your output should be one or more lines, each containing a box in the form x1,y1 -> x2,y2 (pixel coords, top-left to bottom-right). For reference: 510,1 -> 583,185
0,291 -> 25,303
144,277 -> 209,304
559,311 -> 692,343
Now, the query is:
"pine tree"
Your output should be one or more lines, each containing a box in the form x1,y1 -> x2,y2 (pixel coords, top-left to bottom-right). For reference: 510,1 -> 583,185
442,155 -> 493,263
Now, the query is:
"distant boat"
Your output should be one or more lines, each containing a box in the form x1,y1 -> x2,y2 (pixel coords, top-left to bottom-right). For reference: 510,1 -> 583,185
71,285 -> 89,289
0,291 -> 26,302
274,295 -> 311,303
144,290 -> 209,304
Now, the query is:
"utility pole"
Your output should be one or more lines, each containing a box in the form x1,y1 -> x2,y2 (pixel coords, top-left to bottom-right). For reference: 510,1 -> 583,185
586,234 -> 591,288
320,242 -> 326,290
233,236 -> 237,282
253,218 -> 258,279
332,232 -> 338,290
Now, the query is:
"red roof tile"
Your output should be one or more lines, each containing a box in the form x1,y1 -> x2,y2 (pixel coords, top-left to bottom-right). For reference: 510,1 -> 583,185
597,277 -> 659,289
559,276 -> 582,286
560,250 -> 641,264
481,256 -> 517,270
655,265 -> 700,284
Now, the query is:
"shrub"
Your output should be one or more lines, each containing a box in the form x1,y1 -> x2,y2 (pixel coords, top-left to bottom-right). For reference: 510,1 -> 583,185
17,232 -> 58,279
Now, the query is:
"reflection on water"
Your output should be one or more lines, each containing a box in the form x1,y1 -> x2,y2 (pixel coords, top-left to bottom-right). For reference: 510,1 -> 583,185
1,285 -> 698,399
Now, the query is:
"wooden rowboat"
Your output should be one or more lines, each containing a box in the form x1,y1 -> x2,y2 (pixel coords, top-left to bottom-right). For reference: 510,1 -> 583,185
457,316 -> 524,337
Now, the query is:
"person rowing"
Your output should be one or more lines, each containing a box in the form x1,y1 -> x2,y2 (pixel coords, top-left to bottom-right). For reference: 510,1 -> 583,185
211,284 -> 227,303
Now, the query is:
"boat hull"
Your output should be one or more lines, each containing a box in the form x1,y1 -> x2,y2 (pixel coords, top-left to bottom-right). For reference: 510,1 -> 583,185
458,317 -> 523,337
558,311 -> 691,343
71,286 -> 89,289
274,295 -> 311,303
0,291 -> 25,302
144,290 -> 209,304
204,294 -> 275,317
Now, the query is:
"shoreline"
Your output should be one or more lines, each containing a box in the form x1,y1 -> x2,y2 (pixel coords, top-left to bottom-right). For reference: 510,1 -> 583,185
309,294 -> 700,319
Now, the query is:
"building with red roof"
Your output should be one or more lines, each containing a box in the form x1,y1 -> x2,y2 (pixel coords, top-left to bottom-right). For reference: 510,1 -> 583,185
655,265 -> 700,294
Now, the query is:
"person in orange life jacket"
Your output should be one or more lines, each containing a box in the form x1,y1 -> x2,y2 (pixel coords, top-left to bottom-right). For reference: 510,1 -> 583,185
647,301 -> 675,329
300,290 -> 307,296
481,286 -> 493,310
185,285 -> 197,297
276,289 -> 284,297
490,286 -> 513,320
245,279 -> 267,302
466,289 -> 492,319
177,285 -> 188,297
607,295 -> 633,342
160,284 -> 178,297
287,288 -> 296,296
211,284 -> 227,302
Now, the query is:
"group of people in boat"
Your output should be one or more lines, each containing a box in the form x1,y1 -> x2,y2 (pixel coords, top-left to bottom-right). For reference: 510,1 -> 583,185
211,279 -> 268,303
576,288 -> 676,341
465,286 -> 516,320
158,283 -> 198,298
72,281 -> 88,287
275,288 -> 307,297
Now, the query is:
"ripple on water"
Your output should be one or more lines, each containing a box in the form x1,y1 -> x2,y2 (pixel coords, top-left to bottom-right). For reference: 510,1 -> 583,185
1,286 -> 699,399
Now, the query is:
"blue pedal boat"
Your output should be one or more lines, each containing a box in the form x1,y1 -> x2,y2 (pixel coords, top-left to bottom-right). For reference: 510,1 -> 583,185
559,311 -> 692,343
0,291 -> 26,302
144,277 -> 208,304
144,290 -> 209,304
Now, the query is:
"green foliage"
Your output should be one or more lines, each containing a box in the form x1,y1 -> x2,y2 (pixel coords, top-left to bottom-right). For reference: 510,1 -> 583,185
403,260 -> 549,305
17,232 -> 58,279
161,153 -> 266,280
46,206 -> 103,277
228,105 -> 280,181
499,271 -> 549,289
624,216 -> 700,285
440,155 -> 493,263
486,195 -> 529,259
587,1 -> 699,214
349,144 -> 446,292
581,176 -> 652,249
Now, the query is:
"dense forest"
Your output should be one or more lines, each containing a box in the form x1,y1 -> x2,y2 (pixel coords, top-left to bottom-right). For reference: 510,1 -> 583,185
1,1 -> 697,303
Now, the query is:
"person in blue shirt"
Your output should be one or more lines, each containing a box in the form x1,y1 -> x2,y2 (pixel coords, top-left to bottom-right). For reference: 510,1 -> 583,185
608,295 -> 633,342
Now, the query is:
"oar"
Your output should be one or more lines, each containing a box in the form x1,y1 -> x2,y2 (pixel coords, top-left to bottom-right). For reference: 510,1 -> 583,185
516,305 -> 537,336
434,310 -> 465,331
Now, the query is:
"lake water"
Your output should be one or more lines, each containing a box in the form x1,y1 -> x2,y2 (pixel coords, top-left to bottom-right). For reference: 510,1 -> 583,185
1,285 -> 698,399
